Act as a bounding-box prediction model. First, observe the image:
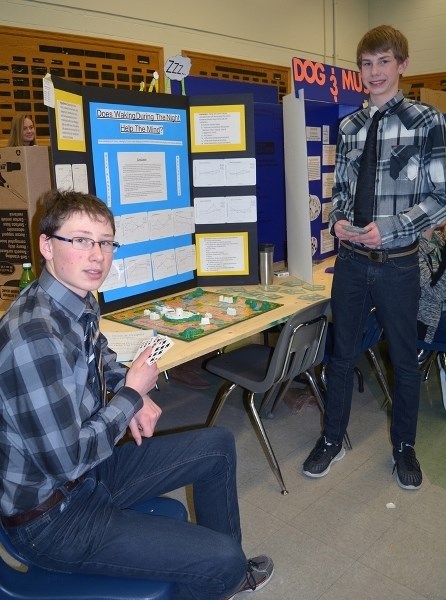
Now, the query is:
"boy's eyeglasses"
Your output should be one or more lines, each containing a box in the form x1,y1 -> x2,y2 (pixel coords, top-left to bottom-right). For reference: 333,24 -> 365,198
48,234 -> 121,254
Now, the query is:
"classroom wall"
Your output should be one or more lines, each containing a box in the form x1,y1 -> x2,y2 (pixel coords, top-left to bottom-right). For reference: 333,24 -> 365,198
2,0 -> 365,71
368,0 -> 446,75
5,0 -> 443,75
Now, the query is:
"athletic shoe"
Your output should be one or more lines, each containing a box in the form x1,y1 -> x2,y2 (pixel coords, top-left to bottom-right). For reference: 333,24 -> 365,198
392,443 -> 422,489
437,353 -> 446,410
225,555 -> 274,598
302,435 -> 345,477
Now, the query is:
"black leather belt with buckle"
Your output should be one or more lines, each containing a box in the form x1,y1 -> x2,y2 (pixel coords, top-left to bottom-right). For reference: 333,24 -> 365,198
1,474 -> 87,528
340,240 -> 419,263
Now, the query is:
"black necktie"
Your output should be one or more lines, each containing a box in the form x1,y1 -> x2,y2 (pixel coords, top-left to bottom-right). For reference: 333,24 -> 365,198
353,109 -> 383,227
83,306 -> 107,407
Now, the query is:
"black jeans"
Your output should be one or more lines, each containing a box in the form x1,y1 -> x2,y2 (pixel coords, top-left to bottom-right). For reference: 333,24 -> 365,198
324,244 -> 421,448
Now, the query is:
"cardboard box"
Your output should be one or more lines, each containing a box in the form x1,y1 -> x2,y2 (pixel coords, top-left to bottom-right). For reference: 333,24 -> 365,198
0,146 -> 52,309
420,88 -> 446,114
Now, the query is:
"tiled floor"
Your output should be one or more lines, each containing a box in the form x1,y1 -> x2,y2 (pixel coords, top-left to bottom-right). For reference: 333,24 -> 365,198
155,349 -> 446,600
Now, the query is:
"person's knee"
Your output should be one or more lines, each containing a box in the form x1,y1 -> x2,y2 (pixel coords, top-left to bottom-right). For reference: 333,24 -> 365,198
199,426 -> 236,456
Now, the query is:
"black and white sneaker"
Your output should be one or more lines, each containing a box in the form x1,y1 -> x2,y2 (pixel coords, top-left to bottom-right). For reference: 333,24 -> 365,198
392,443 -> 422,489
302,435 -> 345,478
225,556 -> 274,598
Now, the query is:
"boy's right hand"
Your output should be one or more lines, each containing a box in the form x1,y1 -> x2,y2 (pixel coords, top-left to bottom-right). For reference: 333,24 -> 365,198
125,346 -> 160,396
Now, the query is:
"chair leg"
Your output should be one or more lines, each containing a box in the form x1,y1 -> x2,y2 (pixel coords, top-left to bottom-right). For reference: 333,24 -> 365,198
419,351 -> 438,381
367,347 -> 393,409
354,366 -> 364,392
205,381 -> 238,427
303,370 -> 353,450
244,391 -> 288,495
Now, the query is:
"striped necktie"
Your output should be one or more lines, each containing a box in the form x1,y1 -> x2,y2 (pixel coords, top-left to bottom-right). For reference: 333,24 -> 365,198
83,305 -> 107,406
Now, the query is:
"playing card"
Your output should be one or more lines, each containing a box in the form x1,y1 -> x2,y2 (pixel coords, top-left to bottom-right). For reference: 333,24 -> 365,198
133,335 -> 174,365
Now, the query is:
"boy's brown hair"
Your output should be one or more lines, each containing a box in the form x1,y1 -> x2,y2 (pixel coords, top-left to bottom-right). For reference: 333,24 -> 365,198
39,189 -> 115,237
356,25 -> 409,67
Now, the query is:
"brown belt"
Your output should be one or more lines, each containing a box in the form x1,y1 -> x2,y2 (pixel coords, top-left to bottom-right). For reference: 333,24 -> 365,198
340,240 -> 419,263
1,475 -> 86,529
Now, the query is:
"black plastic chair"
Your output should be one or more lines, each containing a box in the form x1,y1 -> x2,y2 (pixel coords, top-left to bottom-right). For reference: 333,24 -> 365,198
0,497 -> 187,600
204,300 -> 332,495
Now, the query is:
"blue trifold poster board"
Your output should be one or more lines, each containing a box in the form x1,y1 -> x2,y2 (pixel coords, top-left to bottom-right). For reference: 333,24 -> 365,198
48,76 -> 196,314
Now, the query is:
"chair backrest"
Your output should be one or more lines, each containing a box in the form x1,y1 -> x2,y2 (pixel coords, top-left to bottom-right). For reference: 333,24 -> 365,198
265,299 -> 331,389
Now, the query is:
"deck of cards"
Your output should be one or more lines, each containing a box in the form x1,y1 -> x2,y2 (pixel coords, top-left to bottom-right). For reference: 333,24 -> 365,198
133,334 -> 174,365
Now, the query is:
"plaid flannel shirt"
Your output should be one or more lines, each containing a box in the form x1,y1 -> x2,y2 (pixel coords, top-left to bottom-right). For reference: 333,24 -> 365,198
330,91 -> 446,249
0,269 -> 142,516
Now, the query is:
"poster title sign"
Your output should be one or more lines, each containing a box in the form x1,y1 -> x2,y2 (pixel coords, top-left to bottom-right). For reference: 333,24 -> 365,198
292,57 -> 368,105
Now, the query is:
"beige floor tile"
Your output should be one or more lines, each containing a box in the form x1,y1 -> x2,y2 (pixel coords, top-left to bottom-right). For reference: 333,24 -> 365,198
318,562 -> 426,600
359,519 -> 446,600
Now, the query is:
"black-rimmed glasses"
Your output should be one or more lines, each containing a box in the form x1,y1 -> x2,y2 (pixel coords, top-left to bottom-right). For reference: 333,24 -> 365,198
48,234 -> 121,254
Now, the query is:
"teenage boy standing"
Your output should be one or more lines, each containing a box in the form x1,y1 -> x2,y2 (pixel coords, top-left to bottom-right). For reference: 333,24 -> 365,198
303,25 -> 446,489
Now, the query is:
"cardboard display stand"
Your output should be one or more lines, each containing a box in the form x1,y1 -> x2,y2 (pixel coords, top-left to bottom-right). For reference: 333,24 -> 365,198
0,146 -> 52,309
283,58 -> 367,282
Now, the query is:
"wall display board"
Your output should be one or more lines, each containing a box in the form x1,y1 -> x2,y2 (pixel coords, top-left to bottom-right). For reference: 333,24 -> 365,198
283,58 -> 368,282
47,75 -> 195,314
190,94 -> 259,286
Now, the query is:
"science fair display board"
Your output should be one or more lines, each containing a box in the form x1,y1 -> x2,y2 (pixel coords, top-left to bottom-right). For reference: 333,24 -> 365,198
46,76 -> 258,314
284,58 -> 368,282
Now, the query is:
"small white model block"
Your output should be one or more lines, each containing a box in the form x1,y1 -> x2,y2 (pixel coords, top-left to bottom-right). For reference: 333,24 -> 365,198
227,307 -> 237,316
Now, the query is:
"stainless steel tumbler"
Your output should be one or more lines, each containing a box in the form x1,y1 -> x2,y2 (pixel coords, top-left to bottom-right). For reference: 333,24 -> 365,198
259,243 -> 274,288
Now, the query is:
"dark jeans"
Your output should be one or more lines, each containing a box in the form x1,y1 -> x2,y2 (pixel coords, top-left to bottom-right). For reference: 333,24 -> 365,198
5,427 -> 246,600
324,244 -> 421,448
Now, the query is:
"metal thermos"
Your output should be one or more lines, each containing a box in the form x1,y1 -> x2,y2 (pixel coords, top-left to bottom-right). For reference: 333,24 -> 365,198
259,243 -> 274,288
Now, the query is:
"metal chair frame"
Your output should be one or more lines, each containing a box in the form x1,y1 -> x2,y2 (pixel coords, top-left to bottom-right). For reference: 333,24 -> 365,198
204,300 -> 334,495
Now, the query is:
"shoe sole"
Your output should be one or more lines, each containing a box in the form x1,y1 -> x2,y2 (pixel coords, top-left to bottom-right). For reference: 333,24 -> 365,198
302,447 -> 346,478
392,458 -> 422,490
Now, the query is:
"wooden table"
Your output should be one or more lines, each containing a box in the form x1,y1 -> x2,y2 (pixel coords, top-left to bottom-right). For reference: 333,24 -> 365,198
100,257 -> 335,372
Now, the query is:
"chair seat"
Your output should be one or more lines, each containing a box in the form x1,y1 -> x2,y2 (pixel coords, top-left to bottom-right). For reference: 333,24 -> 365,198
0,497 -> 187,600
206,344 -> 274,391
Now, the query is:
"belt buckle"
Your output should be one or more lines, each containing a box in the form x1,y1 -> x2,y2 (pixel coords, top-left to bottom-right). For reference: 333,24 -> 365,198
367,250 -> 386,263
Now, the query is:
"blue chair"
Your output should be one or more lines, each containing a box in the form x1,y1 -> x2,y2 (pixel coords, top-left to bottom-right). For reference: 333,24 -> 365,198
0,497 -> 187,600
